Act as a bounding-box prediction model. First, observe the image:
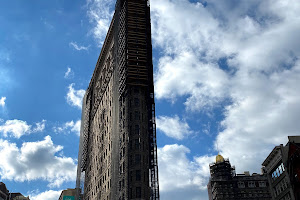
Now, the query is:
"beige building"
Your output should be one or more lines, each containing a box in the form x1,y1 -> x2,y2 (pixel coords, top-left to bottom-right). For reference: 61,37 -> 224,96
58,189 -> 76,200
10,193 -> 30,200
76,0 -> 159,199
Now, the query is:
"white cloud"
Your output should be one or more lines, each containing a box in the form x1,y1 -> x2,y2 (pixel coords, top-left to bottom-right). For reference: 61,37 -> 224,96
0,136 -> 77,188
66,83 -> 85,109
69,42 -> 89,51
54,120 -> 81,136
85,0 -> 300,196
217,62 -> 300,173
33,120 -> 46,132
151,0 -> 300,174
86,0 -> 115,45
0,97 -> 6,107
154,52 -> 229,110
0,119 -> 46,138
158,144 -> 215,200
152,0 -> 230,110
29,190 -> 62,200
64,67 -> 74,79
156,115 -> 193,140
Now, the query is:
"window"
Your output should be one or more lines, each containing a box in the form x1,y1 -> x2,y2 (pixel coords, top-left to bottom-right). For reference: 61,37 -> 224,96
136,187 -> 141,198
135,125 -> 140,135
135,154 -> 141,164
272,163 -> 285,181
238,182 -> 245,188
136,170 -> 141,181
134,98 -> 139,106
129,188 -> 132,199
248,181 -> 255,188
259,181 -> 266,187
134,87 -> 139,93
135,111 -> 140,120
135,139 -> 140,150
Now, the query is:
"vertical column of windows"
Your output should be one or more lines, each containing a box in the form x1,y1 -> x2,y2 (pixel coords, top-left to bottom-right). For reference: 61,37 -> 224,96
119,94 -> 128,200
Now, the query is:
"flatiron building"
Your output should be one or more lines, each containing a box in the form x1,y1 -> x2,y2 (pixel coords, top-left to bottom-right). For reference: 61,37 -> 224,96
76,0 -> 159,200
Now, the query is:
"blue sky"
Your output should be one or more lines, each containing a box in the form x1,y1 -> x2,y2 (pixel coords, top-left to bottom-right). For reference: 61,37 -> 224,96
1,0 -> 300,199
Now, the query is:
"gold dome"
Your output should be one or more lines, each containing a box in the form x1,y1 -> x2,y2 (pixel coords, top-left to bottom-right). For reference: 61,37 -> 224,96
216,154 -> 225,163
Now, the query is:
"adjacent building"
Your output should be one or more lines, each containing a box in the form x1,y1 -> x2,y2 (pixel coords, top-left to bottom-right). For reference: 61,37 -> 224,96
0,182 -> 9,200
9,193 -> 30,200
58,189 -> 76,200
207,155 -> 272,200
0,183 -> 30,200
262,136 -> 300,200
76,0 -> 159,199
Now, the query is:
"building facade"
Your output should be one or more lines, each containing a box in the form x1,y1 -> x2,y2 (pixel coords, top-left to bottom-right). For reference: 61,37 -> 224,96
59,189 -> 77,200
207,155 -> 271,200
9,193 -> 30,200
0,182 -> 9,200
262,136 -> 300,200
76,0 -> 159,200
0,183 -> 30,200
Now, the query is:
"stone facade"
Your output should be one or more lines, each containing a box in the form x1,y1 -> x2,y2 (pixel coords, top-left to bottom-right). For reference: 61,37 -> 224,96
262,136 -> 300,200
58,189 -> 77,200
10,193 -> 30,200
207,155 -> 272,200
0,182 -> 9,200
76,0 -> 159,200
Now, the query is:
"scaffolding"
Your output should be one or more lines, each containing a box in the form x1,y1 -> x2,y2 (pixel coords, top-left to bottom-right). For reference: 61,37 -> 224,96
76,0 -> 160,199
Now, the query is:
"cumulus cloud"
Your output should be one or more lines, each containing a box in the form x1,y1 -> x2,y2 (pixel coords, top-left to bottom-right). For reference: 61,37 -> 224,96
54,120 -> 81,136
156,115 -> 193,140
152,0 -> 300,174
66,83 -> 85,109
0,119 -> 46,138
0,136 -> 77,188
29,190 -> 62,200
69,42 -> 89,51
64,67 -> 74,79
0,97 -> 6,107
86,0 -> 115,45
152,0 -> 229,110
85,0 -> 300,197
217,62 -> 300,173
158,144 -> 214,200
